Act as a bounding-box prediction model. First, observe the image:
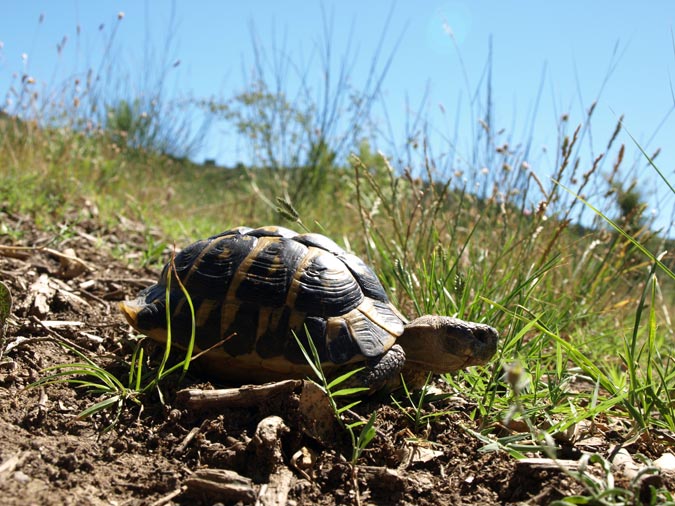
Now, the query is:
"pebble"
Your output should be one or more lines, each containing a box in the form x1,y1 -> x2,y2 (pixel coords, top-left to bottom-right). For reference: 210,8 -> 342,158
13,471 -> 30,484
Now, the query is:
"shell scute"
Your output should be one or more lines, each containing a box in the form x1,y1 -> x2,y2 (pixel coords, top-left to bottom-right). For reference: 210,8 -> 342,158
233,237 -> 307,307
183,234 -> 257,299
220,301 -> 259,356
248,225 -> 298,238
293,251 -> 363,316
208,226 -> 253,240
254,305 -> 291,359
294,233 -> 345,255
325,318 -> 361,364
339,253 -> 389,302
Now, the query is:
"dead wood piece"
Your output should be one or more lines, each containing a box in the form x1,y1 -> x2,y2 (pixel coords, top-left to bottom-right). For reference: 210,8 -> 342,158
149,486 -> 186,506
0,245 -> 30,260
175,380 -> 304,410
176,380 -> 339,442
75,286 -> 111,310
78,279 -> 97,291
49,277 -> 90,310
13,317 -> 94,356
516,458 -> 581,471
184,468 -> 256,503
28,273 -> 92,317
175,380 -> 339,443
75,230 -> 101,245
252,416 -> 294,506
43,247 -> 94,274
0,280 -> 11,358
175,426 -> 201,454
253,416 -> 289,469
0,245 -> 94,272
259,468 -> 294,506
40,320 -> 84,328
79,331 -> 105,344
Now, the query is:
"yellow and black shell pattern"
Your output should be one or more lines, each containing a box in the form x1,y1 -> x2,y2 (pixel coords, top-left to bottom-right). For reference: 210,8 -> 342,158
120,226 -> 406,382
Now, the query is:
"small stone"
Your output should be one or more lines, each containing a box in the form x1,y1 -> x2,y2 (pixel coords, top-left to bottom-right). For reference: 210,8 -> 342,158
654,453 -> 675,472
13,471 -> 30,483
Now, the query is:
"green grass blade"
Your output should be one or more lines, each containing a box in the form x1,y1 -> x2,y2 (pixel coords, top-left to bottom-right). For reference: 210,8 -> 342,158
157,260 -> 174,378
326,367 -> 365,390
134,346 -> 144,391
356,411 -> 378,451
172,259 -> 197,378
291,329 -> 323,381
336,400 -> 362,414
556,181 -> 674,281
332,386 -> 370,397
622,124 -> 675,195
77,395 -> 122,420
30,364 -> 123,390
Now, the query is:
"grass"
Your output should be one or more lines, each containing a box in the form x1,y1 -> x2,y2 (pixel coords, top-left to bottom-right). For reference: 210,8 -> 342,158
390,373 -> 458,437
26,253 -> 200,431
551,453 -> 670,505
292,327 -> 379,503
2,12 -> 675,502
293,328 -> 377,466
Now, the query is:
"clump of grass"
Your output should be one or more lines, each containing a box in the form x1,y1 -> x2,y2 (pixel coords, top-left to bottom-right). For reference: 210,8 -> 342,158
390,373 -> 458,437
551,453 -> 671,505
292,329 -> 376,466
27,253 -> 198,431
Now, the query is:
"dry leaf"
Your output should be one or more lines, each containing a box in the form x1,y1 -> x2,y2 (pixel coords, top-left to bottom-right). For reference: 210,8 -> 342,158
58,248 -> 87,279
29,274 -> 54,317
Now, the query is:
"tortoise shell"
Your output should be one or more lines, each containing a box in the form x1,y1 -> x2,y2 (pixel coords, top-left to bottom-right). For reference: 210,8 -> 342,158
120,226 -> 406,383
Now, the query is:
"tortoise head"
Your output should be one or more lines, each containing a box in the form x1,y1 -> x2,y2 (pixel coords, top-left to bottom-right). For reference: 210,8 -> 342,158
398,315 -> 498,373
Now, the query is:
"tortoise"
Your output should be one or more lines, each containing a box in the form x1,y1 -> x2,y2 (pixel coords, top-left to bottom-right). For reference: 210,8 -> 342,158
119,226 -> 498,390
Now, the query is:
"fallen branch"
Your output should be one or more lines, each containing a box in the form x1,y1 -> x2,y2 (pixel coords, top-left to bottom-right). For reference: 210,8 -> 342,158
0,245 -> 94,273
175,380 -> 304,410
175,380 -> 339,443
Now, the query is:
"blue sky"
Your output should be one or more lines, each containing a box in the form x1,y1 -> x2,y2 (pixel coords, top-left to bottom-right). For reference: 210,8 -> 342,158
2,1 -> 674,230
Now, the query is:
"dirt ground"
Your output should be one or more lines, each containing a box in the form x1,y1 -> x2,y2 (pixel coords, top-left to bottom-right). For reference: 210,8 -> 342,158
0,209 -> 672,505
